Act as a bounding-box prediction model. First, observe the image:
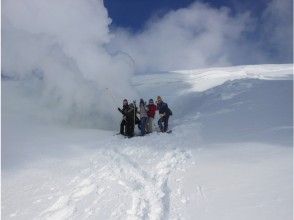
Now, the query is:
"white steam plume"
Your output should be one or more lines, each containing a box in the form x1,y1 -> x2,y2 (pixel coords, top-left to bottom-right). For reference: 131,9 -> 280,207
110,1 -> 292,73
2,0 -> 137,129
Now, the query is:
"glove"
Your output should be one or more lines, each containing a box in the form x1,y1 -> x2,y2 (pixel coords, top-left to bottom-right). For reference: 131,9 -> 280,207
118,108 -> 121,111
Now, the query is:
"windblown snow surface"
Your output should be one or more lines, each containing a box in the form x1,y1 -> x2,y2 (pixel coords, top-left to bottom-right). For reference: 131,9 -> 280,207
2,64 -> 293,220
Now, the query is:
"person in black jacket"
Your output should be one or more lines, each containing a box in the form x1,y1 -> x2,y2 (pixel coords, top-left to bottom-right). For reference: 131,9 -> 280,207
118,99 -> 129,135
118,99 -> 136,138
126,103 -> 136,137
156,96 -> 172,132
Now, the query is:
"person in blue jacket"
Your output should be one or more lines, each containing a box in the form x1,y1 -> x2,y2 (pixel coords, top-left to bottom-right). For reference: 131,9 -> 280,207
156,96 -> 172,132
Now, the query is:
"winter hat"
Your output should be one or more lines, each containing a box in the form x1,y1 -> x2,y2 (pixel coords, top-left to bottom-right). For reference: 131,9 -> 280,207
149,99 -> 154,104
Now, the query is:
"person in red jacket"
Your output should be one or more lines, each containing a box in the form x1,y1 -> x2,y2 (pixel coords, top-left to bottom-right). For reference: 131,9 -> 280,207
146,99 -> 157,133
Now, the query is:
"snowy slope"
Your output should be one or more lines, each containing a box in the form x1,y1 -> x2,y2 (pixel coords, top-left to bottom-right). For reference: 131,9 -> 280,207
2,64 -> 293,220
133,64 -> 293,145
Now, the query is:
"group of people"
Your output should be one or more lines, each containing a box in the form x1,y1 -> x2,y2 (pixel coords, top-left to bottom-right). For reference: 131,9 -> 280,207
118,96 -> 172,138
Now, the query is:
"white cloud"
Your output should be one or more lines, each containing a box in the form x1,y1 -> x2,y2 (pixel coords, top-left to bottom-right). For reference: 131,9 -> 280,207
110,1 -> 292,73
110,2 -> 250,73
259,0 -> 293,62
2,0 -> 137,129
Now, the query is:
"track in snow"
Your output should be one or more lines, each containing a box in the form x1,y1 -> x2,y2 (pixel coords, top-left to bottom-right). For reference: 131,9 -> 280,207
39,139 -> 191,220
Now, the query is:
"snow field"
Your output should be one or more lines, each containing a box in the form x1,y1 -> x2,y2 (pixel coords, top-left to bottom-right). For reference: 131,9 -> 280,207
2,64 -> 293,219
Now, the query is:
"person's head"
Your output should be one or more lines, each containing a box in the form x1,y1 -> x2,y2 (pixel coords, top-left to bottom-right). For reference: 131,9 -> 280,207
129,103 -> 134,109
157,96 -> 162,103
149,99 -> 154,104
123,99 -> 128,106
140,98 -> 144,105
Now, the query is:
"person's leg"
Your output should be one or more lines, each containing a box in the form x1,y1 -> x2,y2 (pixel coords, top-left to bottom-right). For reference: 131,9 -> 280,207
125,120 -> 130,136
146,117 -> 151,133
120,120 -> 126,135
135,116 -> 140,129
158,117 -> 163,132
138,120 -> 141,131
126,123 -> 134,138
163,116 -> 169,132
129,124 -> 134,137
149,117 -> 154,133
141,117 -> 147,136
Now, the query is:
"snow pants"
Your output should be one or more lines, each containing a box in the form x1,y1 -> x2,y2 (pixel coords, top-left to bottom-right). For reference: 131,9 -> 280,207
120,119 -> 134,137
158,115 -> 169,132
146,117 -> 154,133
120,119 -> 126,135
125,123 -> 134,138
140,117 -> 148,136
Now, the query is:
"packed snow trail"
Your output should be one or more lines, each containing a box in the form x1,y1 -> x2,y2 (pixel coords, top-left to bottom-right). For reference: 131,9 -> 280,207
36,132 -> 192,220
107,147 -> 189,220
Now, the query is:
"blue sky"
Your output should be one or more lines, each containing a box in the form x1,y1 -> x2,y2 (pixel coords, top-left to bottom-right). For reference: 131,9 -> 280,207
104,0 -> 269,31
104,0 -> 293,68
